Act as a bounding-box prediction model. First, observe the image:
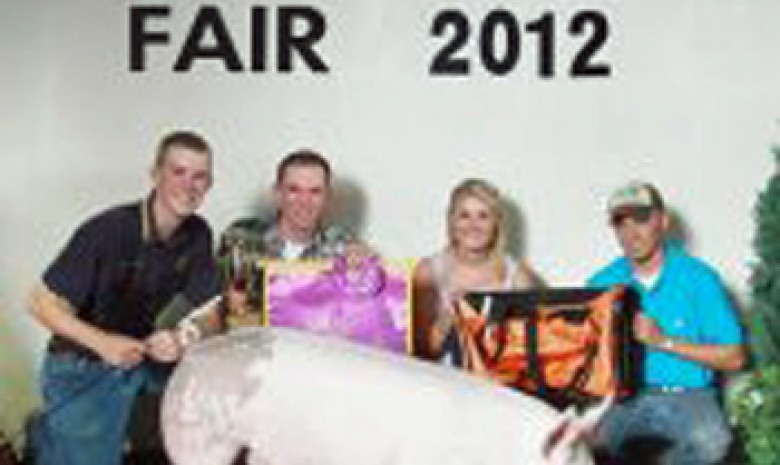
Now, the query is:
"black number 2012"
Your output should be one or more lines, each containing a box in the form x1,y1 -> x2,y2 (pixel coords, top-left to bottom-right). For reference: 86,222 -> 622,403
430,9 -> 610,77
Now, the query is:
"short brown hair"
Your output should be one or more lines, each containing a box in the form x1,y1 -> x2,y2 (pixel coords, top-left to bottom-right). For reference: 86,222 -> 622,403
275,149 -> 331,185
154,130 -> 212,169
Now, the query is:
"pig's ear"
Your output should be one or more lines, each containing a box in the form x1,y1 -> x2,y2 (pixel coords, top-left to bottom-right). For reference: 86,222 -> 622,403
542,410 -> 575,459
580,394 -> 614,430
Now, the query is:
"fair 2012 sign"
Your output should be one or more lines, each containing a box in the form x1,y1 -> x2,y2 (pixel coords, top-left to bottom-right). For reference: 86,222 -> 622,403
128,4 -> 612,78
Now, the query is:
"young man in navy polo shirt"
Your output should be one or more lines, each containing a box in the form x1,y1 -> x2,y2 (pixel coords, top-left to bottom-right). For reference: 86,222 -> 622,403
28,131 -> 219,465
589,181 -> 746,464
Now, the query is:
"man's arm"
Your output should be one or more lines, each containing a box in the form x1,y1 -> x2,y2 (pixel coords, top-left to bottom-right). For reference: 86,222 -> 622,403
634,313 -> 746,371
659,340 -> 745,372
28,283 -> 146,367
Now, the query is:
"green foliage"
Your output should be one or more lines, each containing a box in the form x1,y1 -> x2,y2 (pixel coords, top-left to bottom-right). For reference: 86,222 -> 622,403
750,147 -> 780,366
729,146 -> 780,464
728,366 -> 780,465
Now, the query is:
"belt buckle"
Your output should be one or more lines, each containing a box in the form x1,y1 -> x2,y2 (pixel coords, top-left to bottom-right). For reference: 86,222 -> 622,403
645,385 -> 686,394
660,386 -> 685,393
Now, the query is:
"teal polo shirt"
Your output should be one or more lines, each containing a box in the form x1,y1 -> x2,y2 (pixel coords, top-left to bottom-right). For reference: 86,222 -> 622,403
588,245 -> 743,388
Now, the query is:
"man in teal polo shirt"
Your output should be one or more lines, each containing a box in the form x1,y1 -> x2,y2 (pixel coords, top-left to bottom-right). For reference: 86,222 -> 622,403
588,181 -> 746,464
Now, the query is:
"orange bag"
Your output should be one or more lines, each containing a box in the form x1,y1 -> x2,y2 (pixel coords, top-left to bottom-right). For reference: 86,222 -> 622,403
459,287 -> 635,407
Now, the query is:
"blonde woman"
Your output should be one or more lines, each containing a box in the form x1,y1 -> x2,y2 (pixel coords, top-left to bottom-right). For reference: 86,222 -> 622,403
413,178 -> 538,366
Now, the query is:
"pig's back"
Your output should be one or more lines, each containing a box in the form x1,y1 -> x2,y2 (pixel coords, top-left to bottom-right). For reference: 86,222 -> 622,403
166,326 -> 563,465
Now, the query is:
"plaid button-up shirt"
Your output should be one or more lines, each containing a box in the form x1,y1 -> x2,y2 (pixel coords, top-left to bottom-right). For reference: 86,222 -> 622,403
217,217 -> 354,310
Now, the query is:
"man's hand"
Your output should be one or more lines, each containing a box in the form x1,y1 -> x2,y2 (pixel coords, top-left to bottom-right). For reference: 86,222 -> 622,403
344,241 -> 375,267
225,283 -> 250,315
633,313 -> 666,346
94,333 -> 146,368
145,330 -> 183,363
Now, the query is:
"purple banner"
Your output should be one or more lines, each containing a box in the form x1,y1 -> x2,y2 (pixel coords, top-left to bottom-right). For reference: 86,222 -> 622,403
266,256 -> 411,353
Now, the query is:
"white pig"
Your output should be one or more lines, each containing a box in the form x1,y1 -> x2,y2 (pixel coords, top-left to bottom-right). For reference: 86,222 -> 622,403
161,327 -> 609,465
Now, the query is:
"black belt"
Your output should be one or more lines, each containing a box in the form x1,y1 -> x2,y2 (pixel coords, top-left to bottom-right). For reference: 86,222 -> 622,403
46,337 -> 101,361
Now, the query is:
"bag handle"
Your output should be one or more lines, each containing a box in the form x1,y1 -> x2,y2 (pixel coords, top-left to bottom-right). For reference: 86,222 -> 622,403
561,318 -> 602,399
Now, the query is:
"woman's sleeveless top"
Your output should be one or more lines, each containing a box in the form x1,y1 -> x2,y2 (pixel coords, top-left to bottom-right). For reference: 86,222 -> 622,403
428,251 -> 525,366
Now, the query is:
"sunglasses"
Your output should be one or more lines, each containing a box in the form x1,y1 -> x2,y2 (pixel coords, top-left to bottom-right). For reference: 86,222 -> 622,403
609,207 -> 655,227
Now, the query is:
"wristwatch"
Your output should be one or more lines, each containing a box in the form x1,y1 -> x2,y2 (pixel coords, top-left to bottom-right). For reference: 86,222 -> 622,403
660,337 -> 675,351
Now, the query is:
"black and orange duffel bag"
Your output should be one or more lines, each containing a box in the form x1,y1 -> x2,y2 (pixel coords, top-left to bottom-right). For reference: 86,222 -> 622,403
459,286 -> 638,408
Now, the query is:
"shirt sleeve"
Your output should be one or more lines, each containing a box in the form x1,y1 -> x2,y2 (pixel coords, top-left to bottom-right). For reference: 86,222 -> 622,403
587,267 -> 617,288
42,219 -> 103,311
692,267 -> 744,345
586,273 -> 606,288
587,257 -> 632,289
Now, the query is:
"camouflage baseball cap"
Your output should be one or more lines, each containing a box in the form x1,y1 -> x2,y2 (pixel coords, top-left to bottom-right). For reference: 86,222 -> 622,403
607,181 -> 665,215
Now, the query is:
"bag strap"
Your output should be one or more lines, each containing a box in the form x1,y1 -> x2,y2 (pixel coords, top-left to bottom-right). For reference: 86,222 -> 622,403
525,310 -> 546,397
561,314 -> 603,399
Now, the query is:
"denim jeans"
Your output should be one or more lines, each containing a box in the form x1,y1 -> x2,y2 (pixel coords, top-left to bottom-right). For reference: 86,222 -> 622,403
32,352 -> 169,465
439,327 -> 464,367
595,388 -> 732,465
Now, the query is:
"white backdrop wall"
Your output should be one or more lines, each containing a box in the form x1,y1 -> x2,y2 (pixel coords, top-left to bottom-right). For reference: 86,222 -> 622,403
1,0 -> 778,436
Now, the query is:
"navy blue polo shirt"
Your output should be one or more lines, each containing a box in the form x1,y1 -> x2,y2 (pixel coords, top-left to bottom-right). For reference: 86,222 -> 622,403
44,196 -> 219,356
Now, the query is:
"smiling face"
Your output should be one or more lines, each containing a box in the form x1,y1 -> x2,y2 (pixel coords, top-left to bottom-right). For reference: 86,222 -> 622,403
274,164 -> 330,241
449,194 -> 500,255
611,207 -> 668,268
152,145 -> 212,223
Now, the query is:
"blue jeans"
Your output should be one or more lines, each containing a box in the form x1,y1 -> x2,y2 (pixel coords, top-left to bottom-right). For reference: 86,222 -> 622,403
32,353 -> 168,465
439,327 -> 464,367
596,388 -> 732,465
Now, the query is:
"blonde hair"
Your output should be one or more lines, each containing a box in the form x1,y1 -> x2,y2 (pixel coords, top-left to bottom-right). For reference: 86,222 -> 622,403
446,178 -> 507,259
